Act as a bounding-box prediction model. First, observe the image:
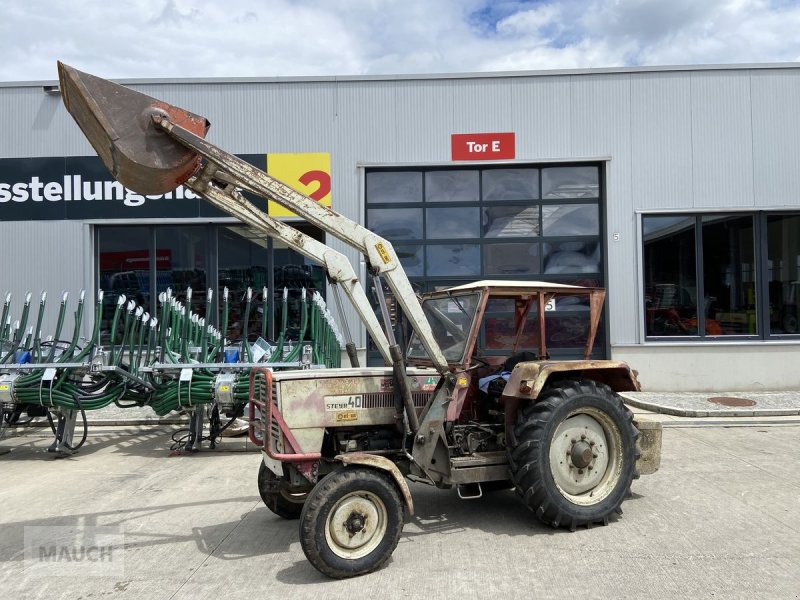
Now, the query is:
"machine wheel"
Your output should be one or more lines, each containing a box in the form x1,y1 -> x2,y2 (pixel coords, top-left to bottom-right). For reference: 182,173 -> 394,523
258,461 -> 308,520
509,380 -> 639,530
299,467 -> 404,579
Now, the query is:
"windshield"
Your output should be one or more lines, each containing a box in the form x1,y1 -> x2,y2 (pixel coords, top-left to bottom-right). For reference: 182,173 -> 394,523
407,292 -> 481,363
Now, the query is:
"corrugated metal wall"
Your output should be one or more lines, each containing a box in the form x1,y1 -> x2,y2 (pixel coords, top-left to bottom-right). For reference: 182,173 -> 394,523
2,65 -> 800,347
0,221 -> 89,336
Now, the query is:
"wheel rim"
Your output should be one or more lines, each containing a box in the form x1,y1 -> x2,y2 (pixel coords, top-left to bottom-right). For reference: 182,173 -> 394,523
279,489 -> 308,505
325,491 -> 388,560
548,407 -> 623,506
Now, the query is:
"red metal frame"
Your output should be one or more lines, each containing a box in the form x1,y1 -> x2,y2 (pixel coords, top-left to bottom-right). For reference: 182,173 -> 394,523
248,367 -> 321,462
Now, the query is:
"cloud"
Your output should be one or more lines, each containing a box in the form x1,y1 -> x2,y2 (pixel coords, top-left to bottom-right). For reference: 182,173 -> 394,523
1,0 -> 799,82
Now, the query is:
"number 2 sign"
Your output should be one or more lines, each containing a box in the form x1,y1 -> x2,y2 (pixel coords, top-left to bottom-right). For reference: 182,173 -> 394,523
266,152 -> 331,217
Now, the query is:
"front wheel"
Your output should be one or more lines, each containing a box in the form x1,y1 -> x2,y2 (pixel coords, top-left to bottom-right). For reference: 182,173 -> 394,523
299,467 -> 405,579
258,461 -> 308,519
509,380 -> 639,530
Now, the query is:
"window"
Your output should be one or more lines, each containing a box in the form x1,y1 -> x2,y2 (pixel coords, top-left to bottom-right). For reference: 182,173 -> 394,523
365,163 -> 606,361
767,214 -> 800,335
96,224 -> 324,345
642,212 -> 800,339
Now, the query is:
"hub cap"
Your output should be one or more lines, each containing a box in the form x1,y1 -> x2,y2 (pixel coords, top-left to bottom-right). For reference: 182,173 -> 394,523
548,408 -> 623,505
325,491 -> 388,560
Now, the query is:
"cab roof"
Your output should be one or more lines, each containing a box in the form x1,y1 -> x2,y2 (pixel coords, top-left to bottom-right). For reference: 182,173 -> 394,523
438,280 -> 600,294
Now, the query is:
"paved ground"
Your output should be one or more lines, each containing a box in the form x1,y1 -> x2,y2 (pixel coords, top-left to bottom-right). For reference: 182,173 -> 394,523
48,390 -> 800,426
622,390 -> 800,417
0,418 -> 798,600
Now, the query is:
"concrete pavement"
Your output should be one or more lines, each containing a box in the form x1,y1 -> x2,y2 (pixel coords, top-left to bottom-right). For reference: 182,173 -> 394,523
622,390 -> 800,417
0,418 -> 798,599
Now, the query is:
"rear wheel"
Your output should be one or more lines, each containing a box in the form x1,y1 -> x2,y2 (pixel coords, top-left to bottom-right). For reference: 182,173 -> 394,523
299,467 -> 404,579
509,380 -> 639,529
258,461 -> 308,520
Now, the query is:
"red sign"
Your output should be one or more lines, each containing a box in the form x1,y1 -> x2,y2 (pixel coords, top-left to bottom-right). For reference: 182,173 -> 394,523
99,249 -> 172,271
451,132 -> 515,161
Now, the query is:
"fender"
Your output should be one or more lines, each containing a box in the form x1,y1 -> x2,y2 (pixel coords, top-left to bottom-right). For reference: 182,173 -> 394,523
335,453 -> 415,516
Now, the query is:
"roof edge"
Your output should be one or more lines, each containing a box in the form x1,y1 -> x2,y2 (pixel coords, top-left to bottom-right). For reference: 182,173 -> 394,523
3,61 -> 800,89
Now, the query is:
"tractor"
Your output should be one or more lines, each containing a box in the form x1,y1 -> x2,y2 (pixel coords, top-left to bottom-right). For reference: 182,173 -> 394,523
57,62 -> 662,579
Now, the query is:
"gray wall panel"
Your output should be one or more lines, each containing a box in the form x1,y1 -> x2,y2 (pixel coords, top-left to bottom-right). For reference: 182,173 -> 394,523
690,71 -> 755,208
450,79 -> 515,134
4,65 -> 800,354
0,220 -> 89,337
750,70 -> 800,206
569,74 -> 636,344
630,73 -> 694,210
394,81 -> 455,160
511,76 -> 572,159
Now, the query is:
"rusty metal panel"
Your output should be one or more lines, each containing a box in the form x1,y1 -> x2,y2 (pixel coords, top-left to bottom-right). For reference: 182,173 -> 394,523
276,370 -> 437,429
504,359 -> 641,401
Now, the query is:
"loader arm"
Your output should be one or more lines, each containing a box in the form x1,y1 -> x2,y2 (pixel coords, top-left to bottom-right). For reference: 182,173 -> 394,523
187,175 -> 395,366
159,118 -> 450,375
58,62 -> 460,477
56,62 -> 449,377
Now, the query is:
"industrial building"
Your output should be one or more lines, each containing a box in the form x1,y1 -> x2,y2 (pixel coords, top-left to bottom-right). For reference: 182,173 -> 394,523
1,62 -> 798,391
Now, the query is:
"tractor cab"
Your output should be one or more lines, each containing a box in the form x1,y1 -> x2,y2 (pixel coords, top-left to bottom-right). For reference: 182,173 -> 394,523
407,279 -> 607,370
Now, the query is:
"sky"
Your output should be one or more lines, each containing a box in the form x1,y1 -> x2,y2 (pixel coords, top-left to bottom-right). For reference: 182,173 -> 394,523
2,0 -> 800,82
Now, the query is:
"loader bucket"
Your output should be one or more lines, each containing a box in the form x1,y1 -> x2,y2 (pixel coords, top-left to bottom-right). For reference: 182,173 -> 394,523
57,61 -> 210,195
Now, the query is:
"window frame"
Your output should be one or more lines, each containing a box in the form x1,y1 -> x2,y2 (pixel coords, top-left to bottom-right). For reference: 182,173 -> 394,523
639,210 -> 800,342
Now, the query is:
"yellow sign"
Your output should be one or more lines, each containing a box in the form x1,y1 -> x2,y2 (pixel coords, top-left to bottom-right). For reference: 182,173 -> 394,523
267,153 -> 331,217
335,411 -> 358,423
375,243 -> 392,265
0,384 -> 8,391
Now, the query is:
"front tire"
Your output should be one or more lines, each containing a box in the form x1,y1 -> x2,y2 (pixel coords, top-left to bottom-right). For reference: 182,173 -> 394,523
509,380 -> 639,529
258,461 -> 308,520
299,467 -> 404,579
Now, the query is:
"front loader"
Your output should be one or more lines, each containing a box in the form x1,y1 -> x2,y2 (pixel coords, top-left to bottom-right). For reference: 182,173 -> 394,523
57,62 -> 662,579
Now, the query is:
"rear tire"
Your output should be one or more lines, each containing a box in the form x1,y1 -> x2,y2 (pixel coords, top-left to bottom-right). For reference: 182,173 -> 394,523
509,380 -> 639,529
258,461 -> 308,520
299,467 -> 404,579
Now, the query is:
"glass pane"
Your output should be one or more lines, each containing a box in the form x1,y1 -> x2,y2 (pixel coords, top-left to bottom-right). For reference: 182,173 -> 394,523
366,171 -> 423,204
484,243 -> 539,275
395,244 -> 424,277
545,311 -> 591,348
273,236 -> 325,342
482,168 -> 539,201
702,215 -> 757,336
367,208 -> 423,240
542,204 -> 599,236
426,207 -> 479,239
767,214 -> 800,334
156,226 -> 208,317
97,226 -> 151,343
483,205 -> 539,238
426,244 -> 480,276
543,240 -> 601,274
642,216 -> 698,336
425,170 -> 479,202
486,315 -> 537,350
542,166 -> 599,199
407,292 -> 481,361
218,226 -> 271,343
